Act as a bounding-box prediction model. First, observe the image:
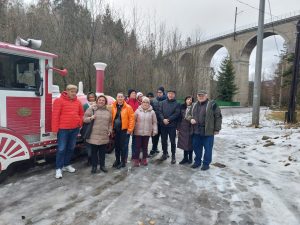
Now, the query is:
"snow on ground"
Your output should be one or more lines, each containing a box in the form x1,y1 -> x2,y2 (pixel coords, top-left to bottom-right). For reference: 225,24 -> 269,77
0,107 -> 299,225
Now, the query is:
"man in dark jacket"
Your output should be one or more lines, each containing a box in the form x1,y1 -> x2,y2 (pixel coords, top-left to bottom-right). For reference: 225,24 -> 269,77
149,87 -> 167,157
186,90 -> 222,170
157,90 -> 180,164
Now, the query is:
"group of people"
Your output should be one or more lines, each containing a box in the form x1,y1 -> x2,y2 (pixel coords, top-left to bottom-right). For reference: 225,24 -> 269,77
52,84 -> 222,179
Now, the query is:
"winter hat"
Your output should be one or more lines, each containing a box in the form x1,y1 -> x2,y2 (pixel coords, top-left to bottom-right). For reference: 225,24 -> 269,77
197,90 -> 207,95
167,90 -> 176,94
128,89 -> 136,97
146,92 -> 154,98
157,86 -> 165,93
136,92 -> 143,99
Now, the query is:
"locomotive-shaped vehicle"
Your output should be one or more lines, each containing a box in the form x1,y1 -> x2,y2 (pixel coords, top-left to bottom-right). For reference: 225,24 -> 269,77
0,39 -> 114,182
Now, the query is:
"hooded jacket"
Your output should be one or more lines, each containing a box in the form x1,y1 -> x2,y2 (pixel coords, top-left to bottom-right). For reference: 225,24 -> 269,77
52,91 -> 84,132
134,105 -> 158,136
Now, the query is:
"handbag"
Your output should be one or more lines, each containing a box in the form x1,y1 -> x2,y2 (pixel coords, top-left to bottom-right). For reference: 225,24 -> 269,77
80,109 -> 94,140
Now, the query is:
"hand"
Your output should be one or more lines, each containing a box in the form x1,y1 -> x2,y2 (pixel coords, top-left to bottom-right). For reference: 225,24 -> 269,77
191,119 -> 197,124
152,132 -> 157,137
214,131 -> 219,135
163,119 -> 169,125
90,115 -> 96,120
108,131 -> 111,136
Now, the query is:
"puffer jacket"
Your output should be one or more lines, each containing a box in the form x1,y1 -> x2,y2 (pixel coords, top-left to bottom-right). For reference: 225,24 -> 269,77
111,101 -> 135,133
83,105 -> 112,145
52,91 -> 84,132
126,98 -> 139,112
134,105 -> 158,136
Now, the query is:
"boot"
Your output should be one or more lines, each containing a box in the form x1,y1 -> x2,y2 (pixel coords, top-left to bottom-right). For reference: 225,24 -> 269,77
141,158 -> 148,166
171,154 -> 176,164
201,164 -> 210,171
179,157 -> 188,165
91,167 -> 97,174
188,151 -> 193,164
133,159 -> 140,167
100,166 -> 108,173
160,154 -> 168,161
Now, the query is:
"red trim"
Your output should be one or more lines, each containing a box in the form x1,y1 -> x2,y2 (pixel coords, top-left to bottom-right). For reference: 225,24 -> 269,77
29,140 -> 57,147
0,128 -> 33,157
44,60 -> 52,132
0,41 -> 58,58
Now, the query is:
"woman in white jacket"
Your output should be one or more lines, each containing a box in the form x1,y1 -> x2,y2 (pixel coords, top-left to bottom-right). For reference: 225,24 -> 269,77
133,97 -> 158,166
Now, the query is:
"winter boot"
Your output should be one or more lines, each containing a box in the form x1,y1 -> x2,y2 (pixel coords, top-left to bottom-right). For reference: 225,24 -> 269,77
171,154 -> 176,164
141,158 -> 148,166
133,159 -> 140,167
91,167 -> 97,174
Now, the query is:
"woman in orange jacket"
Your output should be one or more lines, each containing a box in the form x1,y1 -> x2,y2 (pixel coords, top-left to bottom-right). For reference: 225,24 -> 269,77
111,92 -> 135,169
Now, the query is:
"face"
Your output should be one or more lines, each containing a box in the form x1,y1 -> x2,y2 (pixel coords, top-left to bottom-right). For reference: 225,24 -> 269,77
186,97 -> 193,106
129,92 -> 136,99
88,94 -> 96,102
141,100 -> 150,109
67,88 -> 77,99
157,90 -> 163,97
137,95 -> 143,101
97,97 -> 106,107
116,93 -> 125,104
197,94 -> 208,102
167,92 -> 175,100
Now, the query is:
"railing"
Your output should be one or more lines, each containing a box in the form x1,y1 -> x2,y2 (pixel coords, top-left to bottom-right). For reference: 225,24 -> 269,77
194,10 -> 300,44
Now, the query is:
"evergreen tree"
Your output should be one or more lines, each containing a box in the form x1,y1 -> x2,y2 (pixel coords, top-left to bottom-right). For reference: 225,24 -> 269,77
216,56 -> 238,101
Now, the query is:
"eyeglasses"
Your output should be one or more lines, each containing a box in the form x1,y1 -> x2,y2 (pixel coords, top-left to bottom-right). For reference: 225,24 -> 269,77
157,91 -> 163,94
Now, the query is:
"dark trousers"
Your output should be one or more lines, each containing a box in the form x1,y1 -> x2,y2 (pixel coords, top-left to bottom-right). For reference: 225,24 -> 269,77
125,134 -> 136,159
151,125 -> 161,151
56,128 -> 79,169
192,134 -> 214,166
115,130 -> 128,164
183,150 -> 193,160
90,144 -> 106,168
135,135 -> 150,159
161,126 -> 176,155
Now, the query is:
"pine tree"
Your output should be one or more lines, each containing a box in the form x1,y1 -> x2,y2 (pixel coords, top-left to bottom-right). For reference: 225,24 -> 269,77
216,56 -> 238,101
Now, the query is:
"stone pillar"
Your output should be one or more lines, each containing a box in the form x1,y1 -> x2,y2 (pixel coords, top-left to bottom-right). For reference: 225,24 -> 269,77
194,66 -> 212,97
232,59 -> 250,106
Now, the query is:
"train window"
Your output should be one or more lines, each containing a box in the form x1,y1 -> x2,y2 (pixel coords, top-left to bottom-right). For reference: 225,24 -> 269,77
0,52 -> 39,90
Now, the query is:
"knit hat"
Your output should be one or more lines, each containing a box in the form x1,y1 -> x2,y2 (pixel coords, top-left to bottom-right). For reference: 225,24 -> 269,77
146,92 -> 154,98
128,89 -> 136,97
157,86 -> 165,93
136,92 -> 143,99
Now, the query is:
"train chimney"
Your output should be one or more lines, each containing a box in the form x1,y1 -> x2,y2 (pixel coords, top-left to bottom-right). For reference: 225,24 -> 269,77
93,62 -> 107,95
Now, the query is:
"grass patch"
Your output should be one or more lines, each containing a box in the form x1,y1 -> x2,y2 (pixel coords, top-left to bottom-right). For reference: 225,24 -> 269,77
267,110 -> 300,122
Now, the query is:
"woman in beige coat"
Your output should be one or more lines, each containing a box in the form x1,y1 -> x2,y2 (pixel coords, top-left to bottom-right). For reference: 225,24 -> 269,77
84,95 -> 112,173
133,97 -> 158,166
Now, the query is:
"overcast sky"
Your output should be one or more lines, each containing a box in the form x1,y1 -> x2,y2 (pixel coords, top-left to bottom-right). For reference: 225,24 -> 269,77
105,0 -> 300,80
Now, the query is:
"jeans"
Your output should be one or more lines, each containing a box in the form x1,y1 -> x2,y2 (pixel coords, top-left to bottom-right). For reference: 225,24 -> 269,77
134,135 -> 150,159
161,126 -> 176,155
56,128 -> 79,169
115,130 -> 129,164
192,134 -> 214,166
90,144 -> 106,168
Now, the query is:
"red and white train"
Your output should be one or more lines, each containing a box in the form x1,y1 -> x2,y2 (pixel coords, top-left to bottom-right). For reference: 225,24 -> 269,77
0,40 -> 114,182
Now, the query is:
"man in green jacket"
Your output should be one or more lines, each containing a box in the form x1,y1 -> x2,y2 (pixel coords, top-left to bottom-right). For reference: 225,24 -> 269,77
186,90 -> 222,170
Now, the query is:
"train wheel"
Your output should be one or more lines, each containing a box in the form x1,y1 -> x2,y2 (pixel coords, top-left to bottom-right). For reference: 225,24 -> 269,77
0,128 -> 32,182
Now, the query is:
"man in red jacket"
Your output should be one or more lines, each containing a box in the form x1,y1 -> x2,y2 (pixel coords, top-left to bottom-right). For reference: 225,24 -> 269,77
52,84 -> 84,179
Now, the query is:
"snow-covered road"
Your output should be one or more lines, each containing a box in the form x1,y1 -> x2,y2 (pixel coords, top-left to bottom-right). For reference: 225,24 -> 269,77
0,108 -> 299,225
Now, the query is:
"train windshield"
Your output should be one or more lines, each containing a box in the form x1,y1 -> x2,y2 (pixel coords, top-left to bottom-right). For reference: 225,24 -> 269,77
0,52 -> 39,90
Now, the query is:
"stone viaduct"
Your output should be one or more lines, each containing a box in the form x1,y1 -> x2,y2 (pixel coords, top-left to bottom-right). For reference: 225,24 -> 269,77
163,12 -> 300,106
